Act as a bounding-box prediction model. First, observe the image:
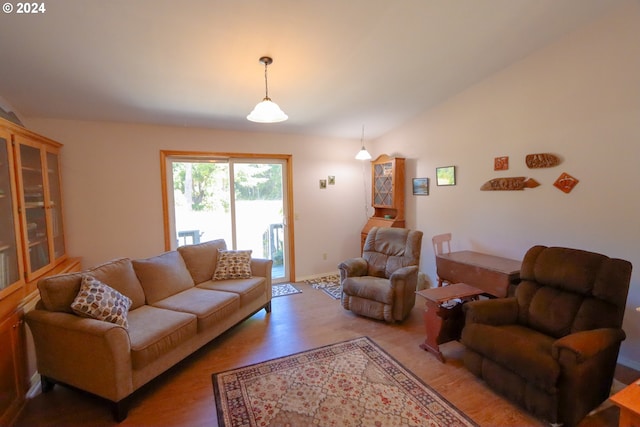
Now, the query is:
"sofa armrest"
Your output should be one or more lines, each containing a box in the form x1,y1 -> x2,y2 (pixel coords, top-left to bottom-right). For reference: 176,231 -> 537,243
25,309 -> 133,402
250,257 -> 273,280
389,265 -> 419,319
463,297 -> 519,326
552,328 -> 626,364
338,258 -> 368,281
389,265 -> 419,286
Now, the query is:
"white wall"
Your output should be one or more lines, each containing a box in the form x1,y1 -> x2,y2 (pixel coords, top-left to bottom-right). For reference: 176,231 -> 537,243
24,119 -> 366,280
374,2 -> 640,367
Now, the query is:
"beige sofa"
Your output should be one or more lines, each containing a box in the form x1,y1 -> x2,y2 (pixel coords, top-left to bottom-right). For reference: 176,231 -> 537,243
25,239 -> 272,421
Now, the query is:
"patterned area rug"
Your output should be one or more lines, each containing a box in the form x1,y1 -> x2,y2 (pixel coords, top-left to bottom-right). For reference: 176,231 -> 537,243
304,273 -> 341,300
271,283 -> 302,298
212,336 -> 477,427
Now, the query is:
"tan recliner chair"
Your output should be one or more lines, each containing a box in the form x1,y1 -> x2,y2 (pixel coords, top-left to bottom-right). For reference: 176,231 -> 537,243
461,245 -> 632,427
339,227 -> 423,322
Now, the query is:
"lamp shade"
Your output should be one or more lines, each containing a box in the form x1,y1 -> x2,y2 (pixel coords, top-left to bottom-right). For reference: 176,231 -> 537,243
355,125 -> 371,160
355,146 -> 372,160
247,97 -> 288,123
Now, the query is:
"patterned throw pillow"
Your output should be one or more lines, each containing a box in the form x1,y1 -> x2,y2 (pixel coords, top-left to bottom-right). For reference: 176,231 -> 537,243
70,275 -> 132,328
213,250 -> 253,280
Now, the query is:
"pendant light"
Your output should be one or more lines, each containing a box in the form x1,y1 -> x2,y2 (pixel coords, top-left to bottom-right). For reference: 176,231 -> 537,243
355,125 -> 372,160
247,56 -> 288,123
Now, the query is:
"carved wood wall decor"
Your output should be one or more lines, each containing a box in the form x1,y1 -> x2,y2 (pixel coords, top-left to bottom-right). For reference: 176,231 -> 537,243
480,177 -> 540,191
526,153 -> 560,168
553,172 -> 579,193
494,156 -> 509,171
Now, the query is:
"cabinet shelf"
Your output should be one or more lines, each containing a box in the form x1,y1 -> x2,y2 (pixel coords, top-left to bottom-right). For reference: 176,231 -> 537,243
21,166 -> 42,173
24,202 -> 45,208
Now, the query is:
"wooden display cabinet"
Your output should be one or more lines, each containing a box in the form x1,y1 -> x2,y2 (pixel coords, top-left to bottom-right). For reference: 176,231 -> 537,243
0,116 -> 77,424
361,154 -> 405,250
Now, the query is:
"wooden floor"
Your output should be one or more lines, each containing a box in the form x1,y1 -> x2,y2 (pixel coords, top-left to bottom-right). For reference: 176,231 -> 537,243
14,282 -> 634,427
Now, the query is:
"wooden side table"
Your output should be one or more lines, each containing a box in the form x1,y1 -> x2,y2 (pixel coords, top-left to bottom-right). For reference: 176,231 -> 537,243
416,283 -> 483,362
610,380 -> 640,427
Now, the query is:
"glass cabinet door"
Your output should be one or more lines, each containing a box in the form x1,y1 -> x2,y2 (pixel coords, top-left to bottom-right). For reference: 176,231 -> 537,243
373,161 -> 393,207
0,132 -> 22,295
46,151 -> 65,260
18,143 -> 50,276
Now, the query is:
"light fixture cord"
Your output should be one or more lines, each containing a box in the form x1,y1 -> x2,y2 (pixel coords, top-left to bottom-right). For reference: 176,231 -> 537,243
361,125 -> 369,221
362,161 -> 369,222
264,62 -> 270,100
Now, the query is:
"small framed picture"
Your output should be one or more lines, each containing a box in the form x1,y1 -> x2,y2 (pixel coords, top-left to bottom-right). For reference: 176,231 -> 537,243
436,166 -> 456,186
328,175 -> 335,185
319,179 -> 327,189
412,178 -> 429,195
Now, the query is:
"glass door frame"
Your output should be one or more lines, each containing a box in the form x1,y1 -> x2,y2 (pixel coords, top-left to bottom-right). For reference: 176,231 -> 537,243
13,135 -> 65,281
160,150 -> 296,283
0,129 -> 24,299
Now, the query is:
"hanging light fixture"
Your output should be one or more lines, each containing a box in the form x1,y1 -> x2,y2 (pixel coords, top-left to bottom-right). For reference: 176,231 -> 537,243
355,125 -> 372,160
247,56 -> 288,123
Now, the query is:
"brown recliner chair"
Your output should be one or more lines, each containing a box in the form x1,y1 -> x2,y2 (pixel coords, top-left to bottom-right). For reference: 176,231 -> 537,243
461,245 -> 632,427
339,227 -> 423,322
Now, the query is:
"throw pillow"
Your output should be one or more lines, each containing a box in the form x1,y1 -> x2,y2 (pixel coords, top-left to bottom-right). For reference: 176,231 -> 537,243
71,275 -> 132,328
213,249 -> 252,280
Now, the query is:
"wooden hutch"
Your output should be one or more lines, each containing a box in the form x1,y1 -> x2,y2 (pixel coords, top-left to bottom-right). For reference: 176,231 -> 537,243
360,154 -> 405,250
0,116 -> 80,425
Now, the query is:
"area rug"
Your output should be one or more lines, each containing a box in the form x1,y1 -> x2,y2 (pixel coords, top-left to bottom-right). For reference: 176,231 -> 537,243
212,336 -> 477,427
304,273 -> 341,300
271,283 -> 302,298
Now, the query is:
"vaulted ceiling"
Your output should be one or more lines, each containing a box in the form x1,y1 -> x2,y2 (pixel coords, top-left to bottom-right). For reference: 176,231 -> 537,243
0,0 -> 623,139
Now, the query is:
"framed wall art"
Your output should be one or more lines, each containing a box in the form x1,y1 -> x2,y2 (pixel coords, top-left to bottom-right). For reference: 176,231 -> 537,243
436,166 -> 456,186
412,178 -> 429,195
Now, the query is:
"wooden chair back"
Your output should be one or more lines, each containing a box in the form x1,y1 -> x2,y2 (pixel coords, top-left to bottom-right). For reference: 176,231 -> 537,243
432,233 -> 452,256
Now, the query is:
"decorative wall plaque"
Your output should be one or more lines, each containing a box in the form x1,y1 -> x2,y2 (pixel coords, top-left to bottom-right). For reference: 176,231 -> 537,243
526,153 -> 560,168
494,156 -> 509,171
480,177 -> 540,191
553,172 -> 579,193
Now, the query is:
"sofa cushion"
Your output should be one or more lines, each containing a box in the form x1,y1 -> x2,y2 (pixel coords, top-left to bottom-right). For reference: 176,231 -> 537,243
132,251 -> 195,304
152,288 -> 240,332
362,227 -> 422,279
71,275 -> 132,328
90,257 -> 146,310
213,250 -> 252,280
177,239 -> 227,284
197,277 -> 266,307
342,276 -> 394,304
38,258 -> 145,313
461,323 -> 559,392
126,305 -> 197,369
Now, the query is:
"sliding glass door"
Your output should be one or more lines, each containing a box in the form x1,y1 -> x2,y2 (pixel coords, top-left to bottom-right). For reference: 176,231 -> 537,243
162,152 -> 293,283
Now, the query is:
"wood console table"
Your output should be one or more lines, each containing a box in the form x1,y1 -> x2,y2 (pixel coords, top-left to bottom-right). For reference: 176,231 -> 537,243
416,283 -> 484,362
435,250 -> 522,297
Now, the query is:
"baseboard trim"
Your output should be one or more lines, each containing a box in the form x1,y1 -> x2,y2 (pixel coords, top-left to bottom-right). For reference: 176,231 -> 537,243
618,356 -> 640,374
